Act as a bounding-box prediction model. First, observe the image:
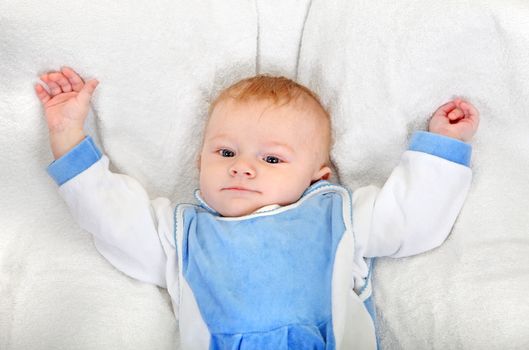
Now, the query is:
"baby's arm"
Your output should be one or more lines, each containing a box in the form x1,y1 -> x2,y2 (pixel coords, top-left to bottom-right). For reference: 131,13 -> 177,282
352,99 -> 479,258
35,68 -> 173,287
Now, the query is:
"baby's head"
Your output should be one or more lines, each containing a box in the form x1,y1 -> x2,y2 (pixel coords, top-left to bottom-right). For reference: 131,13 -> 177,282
199,75 -> 332,217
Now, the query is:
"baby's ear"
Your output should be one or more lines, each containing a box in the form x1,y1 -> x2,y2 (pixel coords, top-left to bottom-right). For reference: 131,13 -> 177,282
313,165 -> 332,182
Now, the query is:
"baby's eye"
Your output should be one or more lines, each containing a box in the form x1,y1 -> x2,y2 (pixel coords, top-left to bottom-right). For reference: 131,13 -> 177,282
219,149 -> 235,157
264,155 -> 281,164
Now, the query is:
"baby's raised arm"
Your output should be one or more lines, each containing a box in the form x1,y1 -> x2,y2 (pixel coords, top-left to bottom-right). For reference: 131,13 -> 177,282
35,67 -> 99,159
35,68 -> 173,289
353,99 -> 479,258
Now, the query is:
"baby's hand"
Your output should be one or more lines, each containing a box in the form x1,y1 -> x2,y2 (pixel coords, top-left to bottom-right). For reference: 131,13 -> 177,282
35,67 -> 99,134
428,98 -> 480,142
35,67 -> 99,159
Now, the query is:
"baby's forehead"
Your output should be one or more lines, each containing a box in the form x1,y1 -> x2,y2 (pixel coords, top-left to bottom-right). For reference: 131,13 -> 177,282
204,98 -> 330,153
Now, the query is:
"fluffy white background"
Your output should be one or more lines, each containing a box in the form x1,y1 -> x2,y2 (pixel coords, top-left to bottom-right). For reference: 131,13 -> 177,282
1,0 -> 528,349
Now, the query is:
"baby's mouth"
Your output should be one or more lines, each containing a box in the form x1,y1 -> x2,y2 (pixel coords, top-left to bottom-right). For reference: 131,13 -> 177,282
221,187 -> 260,193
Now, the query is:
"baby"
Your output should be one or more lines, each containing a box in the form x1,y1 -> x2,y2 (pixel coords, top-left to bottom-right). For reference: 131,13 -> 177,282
35,67 -> 479,350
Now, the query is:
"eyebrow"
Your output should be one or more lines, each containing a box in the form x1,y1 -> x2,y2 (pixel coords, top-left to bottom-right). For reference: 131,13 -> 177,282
206,135 -> 295,154
262,141 -> 295,154
206,134 -> 235,146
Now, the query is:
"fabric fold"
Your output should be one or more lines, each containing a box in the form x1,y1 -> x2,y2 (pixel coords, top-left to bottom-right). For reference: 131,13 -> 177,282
210,321 -> 333,350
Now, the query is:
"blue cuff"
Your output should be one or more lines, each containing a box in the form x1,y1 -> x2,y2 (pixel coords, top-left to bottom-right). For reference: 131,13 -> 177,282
47,136 -> 102,186
408,131 -> 472,167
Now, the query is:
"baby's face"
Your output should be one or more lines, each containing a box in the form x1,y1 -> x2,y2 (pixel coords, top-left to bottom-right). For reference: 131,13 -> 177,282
199,98 -> 331,217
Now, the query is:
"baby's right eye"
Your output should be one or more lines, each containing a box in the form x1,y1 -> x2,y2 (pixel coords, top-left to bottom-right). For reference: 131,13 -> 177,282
219,149 -> 235,157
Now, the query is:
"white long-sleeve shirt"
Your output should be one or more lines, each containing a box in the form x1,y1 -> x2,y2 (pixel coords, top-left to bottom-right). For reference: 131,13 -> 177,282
47,131 -> 472,349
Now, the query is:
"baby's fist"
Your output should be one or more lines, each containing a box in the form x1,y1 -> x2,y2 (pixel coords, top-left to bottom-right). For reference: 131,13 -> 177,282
428,98 -> 480,142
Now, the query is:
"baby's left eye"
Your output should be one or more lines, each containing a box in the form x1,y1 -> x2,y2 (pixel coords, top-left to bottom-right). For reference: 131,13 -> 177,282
264,156 -> 281,164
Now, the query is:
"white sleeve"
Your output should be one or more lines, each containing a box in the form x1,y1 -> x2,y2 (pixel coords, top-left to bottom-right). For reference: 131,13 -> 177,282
351,133 -> 473,258
57,155 -> 174,288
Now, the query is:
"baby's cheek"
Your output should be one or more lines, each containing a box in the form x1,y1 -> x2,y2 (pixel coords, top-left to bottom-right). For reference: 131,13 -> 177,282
275,181 -> 308,206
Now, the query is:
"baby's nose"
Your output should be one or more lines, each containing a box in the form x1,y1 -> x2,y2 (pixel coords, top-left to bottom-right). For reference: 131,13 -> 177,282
229,162 -> 256,178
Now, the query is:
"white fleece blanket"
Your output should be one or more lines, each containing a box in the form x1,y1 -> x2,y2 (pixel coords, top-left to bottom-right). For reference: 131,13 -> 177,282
1,1 -> 528,349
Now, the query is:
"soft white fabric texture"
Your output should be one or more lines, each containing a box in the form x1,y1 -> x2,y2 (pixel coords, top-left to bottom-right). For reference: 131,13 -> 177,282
1,0 -> 528,349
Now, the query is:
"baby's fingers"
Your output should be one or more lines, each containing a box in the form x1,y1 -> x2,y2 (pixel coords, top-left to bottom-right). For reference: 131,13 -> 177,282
34,83 -> 51,105
433,100 -> 457,117
61,66 -> 85,92
460,101 -> 479,119
48,71 -> 72,93
455,100 -> 480,131
40,74 -> 63,96
447,108 -> 464,122
77,79 -> 99,105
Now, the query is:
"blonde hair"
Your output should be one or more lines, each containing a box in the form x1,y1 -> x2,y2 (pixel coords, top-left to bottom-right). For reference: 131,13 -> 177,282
208,74 -> 329,119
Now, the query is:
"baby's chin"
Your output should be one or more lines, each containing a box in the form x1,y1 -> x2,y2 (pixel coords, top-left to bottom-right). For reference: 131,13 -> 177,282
205,191 -> 303,217
216,204 -> 262,218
